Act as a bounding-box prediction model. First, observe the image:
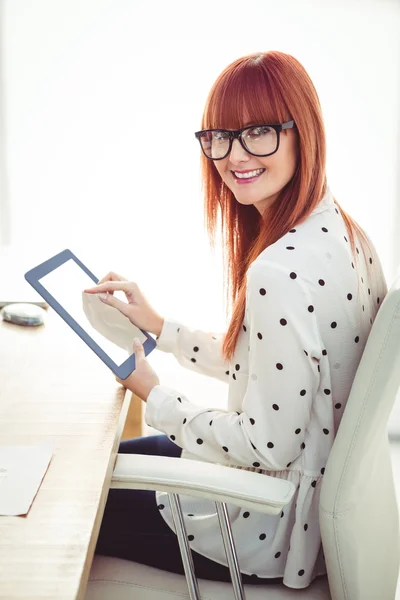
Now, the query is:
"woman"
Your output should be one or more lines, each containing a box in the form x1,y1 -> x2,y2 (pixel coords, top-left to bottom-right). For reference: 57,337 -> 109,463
84,50 -> 388,589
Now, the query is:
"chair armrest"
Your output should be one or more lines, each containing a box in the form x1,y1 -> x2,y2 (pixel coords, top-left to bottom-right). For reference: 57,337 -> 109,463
111,454 -> 296,515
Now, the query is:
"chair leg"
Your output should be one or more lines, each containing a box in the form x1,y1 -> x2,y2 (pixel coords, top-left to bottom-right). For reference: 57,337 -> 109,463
215,502 -> 246,600
168,493 -> 201,600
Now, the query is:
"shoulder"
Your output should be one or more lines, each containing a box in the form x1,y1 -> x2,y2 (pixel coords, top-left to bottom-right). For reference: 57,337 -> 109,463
247,259 -> 292,285
246,258 -> 310,302
247,205 -> 350,291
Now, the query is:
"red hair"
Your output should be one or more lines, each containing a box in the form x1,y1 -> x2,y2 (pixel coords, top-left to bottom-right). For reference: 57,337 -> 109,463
199,50 -> 377,362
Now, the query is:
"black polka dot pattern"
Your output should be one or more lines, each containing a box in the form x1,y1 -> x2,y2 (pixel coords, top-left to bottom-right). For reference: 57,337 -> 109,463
155,197 -> 380,586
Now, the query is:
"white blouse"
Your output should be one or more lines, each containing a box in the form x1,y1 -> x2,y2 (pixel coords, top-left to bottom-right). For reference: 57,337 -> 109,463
145,186 -> 388,589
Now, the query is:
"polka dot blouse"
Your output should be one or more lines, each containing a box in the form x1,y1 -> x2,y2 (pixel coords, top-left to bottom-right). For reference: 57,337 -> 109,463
145,186 -> 388,589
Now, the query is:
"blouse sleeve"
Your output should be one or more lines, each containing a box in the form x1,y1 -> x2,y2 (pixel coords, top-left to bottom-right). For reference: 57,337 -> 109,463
145,261 -> 323,471
155,318 -> 230,383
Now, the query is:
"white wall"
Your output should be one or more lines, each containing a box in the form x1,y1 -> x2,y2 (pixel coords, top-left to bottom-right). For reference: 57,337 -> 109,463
2,0 -> 400,429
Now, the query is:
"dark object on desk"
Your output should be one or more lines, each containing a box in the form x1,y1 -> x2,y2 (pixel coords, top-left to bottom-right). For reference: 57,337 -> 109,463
0,303 -> 47,326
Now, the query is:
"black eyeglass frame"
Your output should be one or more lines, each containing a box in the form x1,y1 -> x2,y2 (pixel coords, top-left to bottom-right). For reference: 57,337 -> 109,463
194,120 -> 296,160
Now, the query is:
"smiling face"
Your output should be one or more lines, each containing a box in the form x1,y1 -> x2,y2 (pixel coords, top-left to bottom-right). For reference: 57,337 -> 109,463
213,119 -> 299,215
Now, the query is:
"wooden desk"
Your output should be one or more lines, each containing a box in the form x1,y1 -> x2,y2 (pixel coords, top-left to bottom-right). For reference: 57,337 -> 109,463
0,309 -> 141,599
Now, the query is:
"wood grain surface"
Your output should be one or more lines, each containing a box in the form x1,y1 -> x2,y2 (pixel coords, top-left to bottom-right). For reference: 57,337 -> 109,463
0,309 -> 134,599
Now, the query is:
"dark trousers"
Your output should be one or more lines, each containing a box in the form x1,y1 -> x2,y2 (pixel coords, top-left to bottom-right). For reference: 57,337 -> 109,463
95,434 -> 283,584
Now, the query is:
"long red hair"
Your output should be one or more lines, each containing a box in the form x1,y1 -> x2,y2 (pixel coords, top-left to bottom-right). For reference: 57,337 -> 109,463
198,50 -> 377,362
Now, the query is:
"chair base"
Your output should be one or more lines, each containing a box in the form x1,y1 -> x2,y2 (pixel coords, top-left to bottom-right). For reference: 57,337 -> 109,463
85,555 -> 331,600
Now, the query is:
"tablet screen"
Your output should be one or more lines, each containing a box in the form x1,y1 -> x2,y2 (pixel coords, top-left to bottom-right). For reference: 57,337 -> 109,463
38,258 -> 147,367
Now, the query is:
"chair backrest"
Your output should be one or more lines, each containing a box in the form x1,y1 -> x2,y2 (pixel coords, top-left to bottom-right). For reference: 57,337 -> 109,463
319,270 -> 400,600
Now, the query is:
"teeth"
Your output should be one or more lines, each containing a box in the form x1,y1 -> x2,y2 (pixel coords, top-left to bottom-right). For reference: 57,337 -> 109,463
234,168 -> 265,179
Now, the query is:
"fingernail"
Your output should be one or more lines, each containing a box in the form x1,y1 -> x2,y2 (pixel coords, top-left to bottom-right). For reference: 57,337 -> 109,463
98,293 -> 108,301
133,337 -> 140,346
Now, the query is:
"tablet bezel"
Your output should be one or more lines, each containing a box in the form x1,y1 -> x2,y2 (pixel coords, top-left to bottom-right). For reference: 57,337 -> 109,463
24,248 -> 156,379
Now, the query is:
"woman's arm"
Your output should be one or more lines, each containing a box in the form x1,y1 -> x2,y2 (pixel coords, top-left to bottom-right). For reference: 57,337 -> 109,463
155,318 -> 230,384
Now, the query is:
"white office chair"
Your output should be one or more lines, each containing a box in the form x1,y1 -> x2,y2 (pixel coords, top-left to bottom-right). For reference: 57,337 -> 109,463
85,272 -> 400,600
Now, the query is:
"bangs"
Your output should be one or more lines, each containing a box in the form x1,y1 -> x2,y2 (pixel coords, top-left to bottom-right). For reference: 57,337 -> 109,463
202,57 -> 290,130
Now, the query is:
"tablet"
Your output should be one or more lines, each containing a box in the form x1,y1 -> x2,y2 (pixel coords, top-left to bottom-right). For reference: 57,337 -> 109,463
24,249 -> 156,379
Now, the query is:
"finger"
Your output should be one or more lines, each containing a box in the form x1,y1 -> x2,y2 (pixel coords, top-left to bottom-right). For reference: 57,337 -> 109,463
98,271 -> 128,285
83,281 -> 134,294
85,272 -> 129,294
133,337 -> 145,360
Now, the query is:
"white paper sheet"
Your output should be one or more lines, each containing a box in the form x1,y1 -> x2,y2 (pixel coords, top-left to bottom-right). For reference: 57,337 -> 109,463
0,444 -> 53,516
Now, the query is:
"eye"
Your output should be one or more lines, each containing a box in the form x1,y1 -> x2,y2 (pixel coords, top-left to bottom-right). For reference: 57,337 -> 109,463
247,126 -> 273,138
212,130 -> 230,142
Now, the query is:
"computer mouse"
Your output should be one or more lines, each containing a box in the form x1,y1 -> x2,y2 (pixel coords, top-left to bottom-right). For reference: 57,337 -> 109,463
0,303 -> 47,326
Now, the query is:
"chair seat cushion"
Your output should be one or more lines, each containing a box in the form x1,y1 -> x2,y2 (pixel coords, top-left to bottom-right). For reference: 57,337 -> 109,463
85,556 -> 331,600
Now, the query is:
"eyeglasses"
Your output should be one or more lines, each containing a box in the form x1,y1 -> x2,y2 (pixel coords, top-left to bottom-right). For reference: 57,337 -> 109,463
194,120 -> 296,161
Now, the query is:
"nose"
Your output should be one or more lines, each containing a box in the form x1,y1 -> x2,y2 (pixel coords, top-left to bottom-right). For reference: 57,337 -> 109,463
229,138 -> 250,165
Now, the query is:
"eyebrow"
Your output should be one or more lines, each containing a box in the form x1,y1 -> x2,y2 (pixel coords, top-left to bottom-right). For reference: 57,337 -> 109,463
221,122 -> 258,130
212,122 -> 260,131
242,122 -> 264,128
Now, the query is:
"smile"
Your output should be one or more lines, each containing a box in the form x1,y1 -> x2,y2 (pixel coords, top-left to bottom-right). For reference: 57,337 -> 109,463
232,168 -> 266,182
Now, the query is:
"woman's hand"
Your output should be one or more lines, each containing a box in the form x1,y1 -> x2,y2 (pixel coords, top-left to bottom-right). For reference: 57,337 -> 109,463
84,271 -> 162,401
84,271 -> 164,337
116,338 -> 160,402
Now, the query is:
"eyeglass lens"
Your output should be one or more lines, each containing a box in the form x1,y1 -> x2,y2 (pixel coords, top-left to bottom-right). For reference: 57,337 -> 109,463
199,125 -> 278,159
